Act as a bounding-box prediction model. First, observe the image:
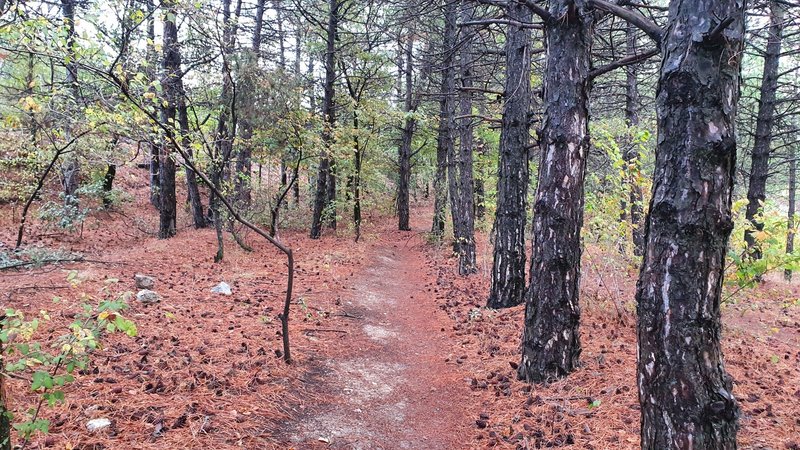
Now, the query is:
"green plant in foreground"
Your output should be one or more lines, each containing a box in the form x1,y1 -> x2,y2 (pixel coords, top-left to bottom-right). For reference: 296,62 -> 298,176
0,274 -> 137,448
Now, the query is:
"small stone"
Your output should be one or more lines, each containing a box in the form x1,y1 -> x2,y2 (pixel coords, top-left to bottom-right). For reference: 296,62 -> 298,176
86,418 -> 111,432
211,282 -> 232,296
134,274 -> 155,290
136,289 -> 161,304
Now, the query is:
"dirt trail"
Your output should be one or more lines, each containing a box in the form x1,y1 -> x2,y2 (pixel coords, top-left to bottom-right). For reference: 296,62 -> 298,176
285,232 -> 472,449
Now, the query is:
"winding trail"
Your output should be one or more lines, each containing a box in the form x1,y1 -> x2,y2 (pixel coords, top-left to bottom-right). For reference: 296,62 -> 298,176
285,229 -> 472,449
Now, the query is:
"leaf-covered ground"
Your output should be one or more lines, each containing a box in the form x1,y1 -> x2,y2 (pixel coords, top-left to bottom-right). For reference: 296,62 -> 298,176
1,165 -> 798,449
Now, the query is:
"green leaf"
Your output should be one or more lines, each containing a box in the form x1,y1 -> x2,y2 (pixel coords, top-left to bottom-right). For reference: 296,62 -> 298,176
31,371 -> 53,391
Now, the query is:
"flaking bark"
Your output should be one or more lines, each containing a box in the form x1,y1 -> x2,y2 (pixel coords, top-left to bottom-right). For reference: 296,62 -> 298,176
635,0 -> 745,447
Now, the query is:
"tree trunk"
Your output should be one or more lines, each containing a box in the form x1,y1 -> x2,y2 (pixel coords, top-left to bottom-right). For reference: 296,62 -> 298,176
146,0 -> 160,208
60,0 -> 81,206
623,20 -> 644,256
451,0 -> 477,275
310,0 -> 338,239
474,139 -> 485,220
786,145 -> 796,281
352,111 -> 363,240
327,162 -> 337,229
487,0 -> 531,309
158,0 -> 180,239
178,79 -> 207,228
636,1 -> 745,447
744,0 -> 785,260
519,0 -> 593,382
0,320 -> 11,450
102,163 -> 116,209
234,0 -> 266,206
431,0 -> 457,238
398,32 -> 415,231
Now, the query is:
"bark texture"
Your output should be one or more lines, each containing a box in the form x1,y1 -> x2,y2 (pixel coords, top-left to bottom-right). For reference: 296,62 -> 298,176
623,20 -> 644,256
397,33 -> 415,232
310,0 -> 338,239
431,0 -> 457,238
158,0 -> 180,239
177,79 -> 207,229
60,0 -> 81,205
449,0 -> 477,275
519,0 -> 593,382
744,0 -> 785,259
487,0 -> 531,309
635,0 -> 745,447
234,0 -> 266,205
786,145 -> 796,281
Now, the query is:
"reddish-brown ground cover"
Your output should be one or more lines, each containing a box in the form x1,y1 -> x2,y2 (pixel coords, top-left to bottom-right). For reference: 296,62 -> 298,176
424,228 -> 800,449
1,165 -> 798,449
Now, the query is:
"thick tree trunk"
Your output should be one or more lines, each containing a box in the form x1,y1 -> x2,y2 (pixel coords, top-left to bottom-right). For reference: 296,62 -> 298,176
158,0 -> 180,239
786,146 -> 796,281
487,0 -> 531,309
519,0 -> 593,383
431,0 -> 457,238
310,0 -> 338,239
623,20 -> 644,256
636,1 -> 745,447
451,0 -> 477,275
744,0 -> 785,259
397,33 -> 415,232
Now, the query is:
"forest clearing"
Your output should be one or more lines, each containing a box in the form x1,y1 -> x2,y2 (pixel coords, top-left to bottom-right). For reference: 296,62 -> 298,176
1,0 -> 800,449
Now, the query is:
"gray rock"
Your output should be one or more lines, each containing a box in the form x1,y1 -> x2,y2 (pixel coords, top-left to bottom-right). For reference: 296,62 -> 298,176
134,274 -> 155,290
86,418 -> 111,432
136,289 -> 161,304
211,282 -> 232,296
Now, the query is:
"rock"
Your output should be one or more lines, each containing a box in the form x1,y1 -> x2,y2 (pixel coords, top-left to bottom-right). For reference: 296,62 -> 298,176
211,282 -> 232,296
136,289 -> 161,304
86,418 -> 111,432
134,274 -> 155,289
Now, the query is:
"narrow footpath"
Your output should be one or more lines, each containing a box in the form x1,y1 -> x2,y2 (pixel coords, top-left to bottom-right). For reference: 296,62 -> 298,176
285,226 -> 472,449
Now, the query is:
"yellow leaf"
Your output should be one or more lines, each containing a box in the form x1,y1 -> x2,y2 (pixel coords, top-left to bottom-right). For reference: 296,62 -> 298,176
753,231 -> 769,242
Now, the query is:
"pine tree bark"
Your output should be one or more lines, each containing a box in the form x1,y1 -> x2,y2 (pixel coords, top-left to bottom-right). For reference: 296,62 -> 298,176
234,0 -> 266,206
145,0 -> 160,208
0,320 -> 10,450
59,0 -> 81,206
398,33 -> 415,231
311,0 -> 338,239
786,145 -> 796,281
431,0 -> 457,238
158,0 -> 180,239
487,0 -> 531,308
449,0 -> 477,275
623,20 -> 644,256
519,0 -> 593,382
744,0 -> 785,259
636,1 -> 745,447
177,79 -> 207,228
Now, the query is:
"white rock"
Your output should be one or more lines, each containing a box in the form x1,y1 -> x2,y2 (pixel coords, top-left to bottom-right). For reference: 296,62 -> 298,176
136,289 -> 161,304
211,282 -> 232,296
134,274 -> 155,290
86,418 -> 111,432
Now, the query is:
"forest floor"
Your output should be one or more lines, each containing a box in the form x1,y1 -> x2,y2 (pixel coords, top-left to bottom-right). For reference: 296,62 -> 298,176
1,165 -> 799,449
